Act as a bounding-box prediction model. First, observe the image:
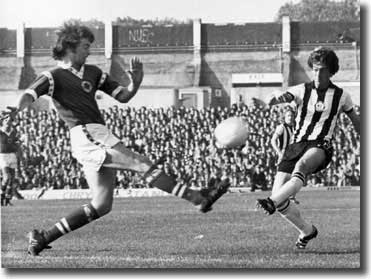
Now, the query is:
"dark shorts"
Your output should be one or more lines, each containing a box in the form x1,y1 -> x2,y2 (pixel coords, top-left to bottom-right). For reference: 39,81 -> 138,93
277,139 -> 333,174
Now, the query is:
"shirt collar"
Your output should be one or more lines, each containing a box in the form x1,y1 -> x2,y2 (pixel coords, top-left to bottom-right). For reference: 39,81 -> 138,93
312,80 -> 335,94
57,60 -> 72,69
57,61 -> 85,79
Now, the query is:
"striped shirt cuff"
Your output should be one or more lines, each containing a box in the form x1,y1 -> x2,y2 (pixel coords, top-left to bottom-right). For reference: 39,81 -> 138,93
111,86 -> 125,99
25,89 -> 38,101
41,71 -> 54,97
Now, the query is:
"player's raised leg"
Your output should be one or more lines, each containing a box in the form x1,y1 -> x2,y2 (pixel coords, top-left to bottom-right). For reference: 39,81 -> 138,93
27,167 -> 116,256
271,148 -> 326,205
256,173 -> 317,248
256,148 -> 324,248
104,142 -> 230,213
256,171 -> 290,214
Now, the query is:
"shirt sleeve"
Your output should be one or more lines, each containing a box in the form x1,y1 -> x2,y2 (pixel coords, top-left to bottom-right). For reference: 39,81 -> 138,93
286,83 -> 306,105
97,72 -> 125,99
25,71 -> 53,100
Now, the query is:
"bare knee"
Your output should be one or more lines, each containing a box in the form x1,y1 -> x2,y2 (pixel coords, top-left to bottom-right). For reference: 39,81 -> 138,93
294,148 -> 326,175
84,168 -> 116,216
91,199 -> 113,216
294,159 -> 310,175
272,172 -> 291,195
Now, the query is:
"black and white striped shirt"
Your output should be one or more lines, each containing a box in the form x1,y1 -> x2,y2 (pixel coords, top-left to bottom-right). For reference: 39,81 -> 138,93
274,123 -> 294,152
281,81 -> 354,143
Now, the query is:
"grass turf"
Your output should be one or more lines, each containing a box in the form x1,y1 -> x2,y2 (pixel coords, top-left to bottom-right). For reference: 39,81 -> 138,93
1,189 -> 360,269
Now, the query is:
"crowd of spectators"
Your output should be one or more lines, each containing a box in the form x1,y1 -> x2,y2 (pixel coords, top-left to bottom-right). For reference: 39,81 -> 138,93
9,102 -> 360,192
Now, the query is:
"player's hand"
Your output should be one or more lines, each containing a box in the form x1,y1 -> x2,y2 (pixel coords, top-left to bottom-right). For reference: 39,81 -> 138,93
127,57 -> 143,93
251,97 -> 269,110
0,106 -> 18,121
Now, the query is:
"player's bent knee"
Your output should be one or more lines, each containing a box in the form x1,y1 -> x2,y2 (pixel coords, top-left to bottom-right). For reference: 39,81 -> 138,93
272,172 -> 291,195
295,148 -> 326,174
96,205 -> 112,216
91,200 -> 112,216
294,159 -> 310,174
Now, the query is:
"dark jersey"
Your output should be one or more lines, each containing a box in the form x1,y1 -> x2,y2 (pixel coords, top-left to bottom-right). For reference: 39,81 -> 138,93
0,129 -> 18,153
25,63 -> 123,129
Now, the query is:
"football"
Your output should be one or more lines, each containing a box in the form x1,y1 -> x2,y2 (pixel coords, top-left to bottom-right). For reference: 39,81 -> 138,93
214,117 -> 249,148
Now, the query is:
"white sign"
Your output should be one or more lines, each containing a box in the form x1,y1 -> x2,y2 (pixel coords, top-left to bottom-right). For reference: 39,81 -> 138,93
232,73 -> 283,84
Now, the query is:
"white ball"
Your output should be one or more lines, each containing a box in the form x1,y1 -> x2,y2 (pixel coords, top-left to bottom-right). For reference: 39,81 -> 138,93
214,117 -> 249,148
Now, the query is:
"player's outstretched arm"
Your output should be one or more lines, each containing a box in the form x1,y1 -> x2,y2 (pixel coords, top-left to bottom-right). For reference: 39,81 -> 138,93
269,90 -> 295,106
115,57 -> 144,103
251,90 -> 292,110
0,93 -> 34,121
271,125 -> 284,156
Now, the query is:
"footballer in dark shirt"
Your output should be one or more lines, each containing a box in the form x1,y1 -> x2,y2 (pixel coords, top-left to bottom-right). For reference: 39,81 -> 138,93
0,114 -> 20,206
2,22 -> 230,256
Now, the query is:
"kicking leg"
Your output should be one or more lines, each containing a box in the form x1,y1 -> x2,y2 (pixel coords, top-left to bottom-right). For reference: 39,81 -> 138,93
103,143 -> 200,202
28,167 -> 116,256
256,148 -> 326,212
256,150 -> 324,248
256,171 -> 291,215
104,142 -> 230,212
270,147 -> 326,206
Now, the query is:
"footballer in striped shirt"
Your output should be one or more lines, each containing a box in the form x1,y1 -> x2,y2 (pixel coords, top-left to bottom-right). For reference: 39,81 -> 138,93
255,47 -> 360,249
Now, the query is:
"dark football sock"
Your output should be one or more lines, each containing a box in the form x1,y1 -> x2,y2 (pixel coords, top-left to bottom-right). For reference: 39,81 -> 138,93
144,168 -> 204,205
44,203 -> 100,244
5,198 -> 11,206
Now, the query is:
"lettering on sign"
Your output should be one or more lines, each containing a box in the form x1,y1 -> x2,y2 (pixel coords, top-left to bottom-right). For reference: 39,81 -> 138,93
232,73 -> 283,84
247,74 -> 265,80
128,28 -> 154,44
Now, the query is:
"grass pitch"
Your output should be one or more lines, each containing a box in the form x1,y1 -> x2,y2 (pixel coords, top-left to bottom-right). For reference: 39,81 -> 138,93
1,189 -> 360,269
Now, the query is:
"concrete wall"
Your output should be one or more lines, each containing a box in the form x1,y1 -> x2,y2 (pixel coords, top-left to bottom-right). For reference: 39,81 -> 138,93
110,53 -> 195,88
0,57 -> 23,90
0,20 -> 361,109
200,50 -> 283,106
0,46 -> 361,108
290,47 -> 360,85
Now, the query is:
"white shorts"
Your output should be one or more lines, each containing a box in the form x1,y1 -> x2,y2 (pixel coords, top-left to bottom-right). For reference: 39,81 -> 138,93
0,153 -> 18,169
70,124 -> 121,171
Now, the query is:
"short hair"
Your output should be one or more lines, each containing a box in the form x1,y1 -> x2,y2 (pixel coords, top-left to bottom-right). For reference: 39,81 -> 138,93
307,47 -> 339,75
280,106 -> 295,124
52,22 -> 95,60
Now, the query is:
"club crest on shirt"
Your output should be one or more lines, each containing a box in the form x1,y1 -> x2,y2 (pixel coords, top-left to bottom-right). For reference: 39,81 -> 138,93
81,81 -> 93,93
315,101 -> 326,112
